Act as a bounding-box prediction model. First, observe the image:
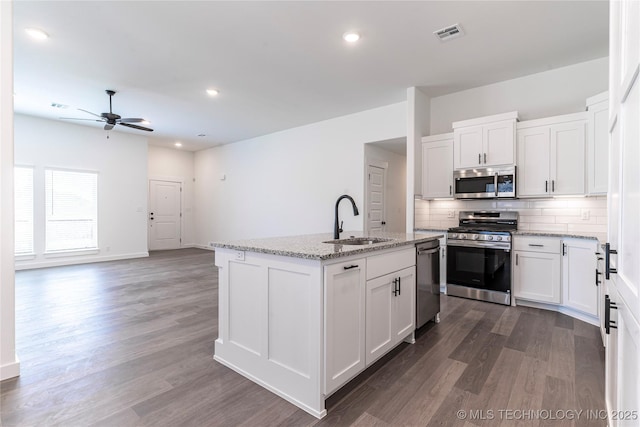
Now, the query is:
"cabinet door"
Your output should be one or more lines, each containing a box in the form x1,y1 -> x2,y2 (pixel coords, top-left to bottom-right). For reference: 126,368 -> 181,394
551,121 -> 586,196
514,250 -> 561,304
562,239 -> 598,317
324,259 -> 366,394
517,126 -> 551,197
483,120 -> 515,167
587,99 -> 609,195
365,273 -> 394,366
392,267 -> 416,342
422,140 -> 453,198
453,125 -> 483,169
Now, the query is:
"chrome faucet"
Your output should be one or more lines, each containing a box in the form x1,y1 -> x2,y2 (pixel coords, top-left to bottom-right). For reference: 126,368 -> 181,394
334,195 -> 359,239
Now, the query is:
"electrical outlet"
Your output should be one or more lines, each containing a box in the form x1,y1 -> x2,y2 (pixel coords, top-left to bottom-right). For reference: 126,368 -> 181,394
447,210 -> 455,218
235,251 -> 245,261
581,210 -> 591,220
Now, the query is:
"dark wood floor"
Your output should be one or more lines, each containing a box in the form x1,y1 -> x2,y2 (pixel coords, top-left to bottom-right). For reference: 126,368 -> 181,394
1,249 -> 606,426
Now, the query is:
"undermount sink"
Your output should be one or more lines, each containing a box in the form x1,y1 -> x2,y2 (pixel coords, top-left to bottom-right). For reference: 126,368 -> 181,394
323,237 -> 393,245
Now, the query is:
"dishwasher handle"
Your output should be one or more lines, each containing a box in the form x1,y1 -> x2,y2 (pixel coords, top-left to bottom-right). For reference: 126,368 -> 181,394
417,247 -> 439,256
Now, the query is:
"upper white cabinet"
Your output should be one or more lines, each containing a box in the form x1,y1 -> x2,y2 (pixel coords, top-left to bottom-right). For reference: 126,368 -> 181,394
452,112 -> 518,169
517,113 -> 587,197
421,133 -> 453,199
586,92 -> 609,195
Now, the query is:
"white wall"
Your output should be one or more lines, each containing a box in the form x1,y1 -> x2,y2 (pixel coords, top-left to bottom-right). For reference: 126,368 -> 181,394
14,115 -> 149,269
194,101 -> 407,245
364,144 -> 406,233
147,145 -> 195,246
429,57 -> 609,134
1,0 -> 19,381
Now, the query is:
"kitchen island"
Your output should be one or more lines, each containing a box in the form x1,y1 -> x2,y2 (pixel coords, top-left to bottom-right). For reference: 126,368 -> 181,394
213,231 -> 443,418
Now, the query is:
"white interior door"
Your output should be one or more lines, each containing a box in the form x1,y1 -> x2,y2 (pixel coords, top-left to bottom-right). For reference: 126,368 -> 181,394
148,180 -> 181,250
367,165 -> 385,233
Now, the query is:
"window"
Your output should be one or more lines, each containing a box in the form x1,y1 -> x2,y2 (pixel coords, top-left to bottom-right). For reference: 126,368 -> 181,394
14,166 -> 34,255
45,169 -> 98,252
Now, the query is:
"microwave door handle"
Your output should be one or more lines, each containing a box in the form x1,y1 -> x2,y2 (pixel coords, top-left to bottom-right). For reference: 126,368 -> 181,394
494,173 -> 498,197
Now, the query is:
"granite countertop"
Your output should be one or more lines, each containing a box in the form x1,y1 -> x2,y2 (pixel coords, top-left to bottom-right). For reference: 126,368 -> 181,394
415,228 -> 606,242
214,231 -> 444,261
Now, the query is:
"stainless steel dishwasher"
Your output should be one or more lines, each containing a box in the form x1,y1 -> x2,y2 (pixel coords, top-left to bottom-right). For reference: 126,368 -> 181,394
416,240 -> 441,328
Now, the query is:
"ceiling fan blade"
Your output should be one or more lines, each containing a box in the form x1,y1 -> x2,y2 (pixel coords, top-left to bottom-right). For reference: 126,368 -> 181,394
117,118 -> 145,123
59,117 -> 103,122
118,122 -> 153,132
77,108 -> 103,118
104,123 -> 115,131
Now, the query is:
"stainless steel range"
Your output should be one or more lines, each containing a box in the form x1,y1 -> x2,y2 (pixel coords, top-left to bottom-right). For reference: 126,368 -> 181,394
447,211 -> 518,305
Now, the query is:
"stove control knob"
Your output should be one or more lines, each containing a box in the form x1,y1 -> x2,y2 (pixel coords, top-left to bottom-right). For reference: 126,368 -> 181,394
473,235 -> 479,240
496,236 -> 502,241
459,234 -> 466,239
450,233 -> 457,239
486,236 -> 493,241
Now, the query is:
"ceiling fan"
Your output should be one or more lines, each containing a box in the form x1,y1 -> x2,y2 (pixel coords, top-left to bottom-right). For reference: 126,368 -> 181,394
60,90 -> 153,132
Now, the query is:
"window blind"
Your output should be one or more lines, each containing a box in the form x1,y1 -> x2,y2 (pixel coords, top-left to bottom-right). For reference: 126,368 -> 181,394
14,167 -> 34,255
45,169 -> 98,252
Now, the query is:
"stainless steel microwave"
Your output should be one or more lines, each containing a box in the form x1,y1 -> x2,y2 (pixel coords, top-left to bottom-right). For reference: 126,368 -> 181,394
453,167 -> 516,199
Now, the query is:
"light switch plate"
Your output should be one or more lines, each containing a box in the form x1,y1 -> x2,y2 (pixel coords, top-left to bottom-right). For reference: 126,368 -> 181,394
581,210 -> 590,220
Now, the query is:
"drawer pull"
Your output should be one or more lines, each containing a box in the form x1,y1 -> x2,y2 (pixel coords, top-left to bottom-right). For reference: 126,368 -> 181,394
528,244 -> 544,247
343,265 -> 359,270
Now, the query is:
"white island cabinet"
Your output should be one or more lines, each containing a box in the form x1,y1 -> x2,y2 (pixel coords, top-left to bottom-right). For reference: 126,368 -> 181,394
213,232 -> 442,418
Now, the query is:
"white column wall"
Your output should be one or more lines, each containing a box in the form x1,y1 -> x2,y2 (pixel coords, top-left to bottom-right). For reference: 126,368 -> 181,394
1,0 -> 19,381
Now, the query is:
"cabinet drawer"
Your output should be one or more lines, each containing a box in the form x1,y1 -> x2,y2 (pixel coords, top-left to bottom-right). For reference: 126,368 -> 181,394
366,247 -> 416,280
513,236 -> 560,253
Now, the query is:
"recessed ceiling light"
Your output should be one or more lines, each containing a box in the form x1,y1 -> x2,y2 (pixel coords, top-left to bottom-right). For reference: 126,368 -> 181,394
206,89 -> 219,96
174,142 -> 183,148
25,28 -> 49,40
343,32 -> 360,43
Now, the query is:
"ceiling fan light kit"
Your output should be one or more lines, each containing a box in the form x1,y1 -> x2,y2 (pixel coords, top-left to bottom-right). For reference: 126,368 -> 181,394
60,90 -> 153,133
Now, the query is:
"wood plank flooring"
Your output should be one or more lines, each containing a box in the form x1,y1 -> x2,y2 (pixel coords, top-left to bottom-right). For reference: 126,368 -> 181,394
1,249 -> 606,426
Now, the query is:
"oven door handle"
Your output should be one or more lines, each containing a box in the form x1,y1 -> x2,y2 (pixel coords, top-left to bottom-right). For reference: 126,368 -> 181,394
447,241 -> 511,250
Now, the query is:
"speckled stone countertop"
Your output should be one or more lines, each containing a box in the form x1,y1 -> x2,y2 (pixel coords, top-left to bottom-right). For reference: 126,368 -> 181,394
415,228 -> 606,243
214,231 -> 444,261
414,228 -> 448,233
511,231 -> 606,243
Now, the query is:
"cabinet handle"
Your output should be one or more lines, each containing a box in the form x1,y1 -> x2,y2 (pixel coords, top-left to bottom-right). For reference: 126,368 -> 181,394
392,278 -> 398,296
516,253 -> 519,265
442,247 -> 445,258
552,180 -> 555,192
398,277 -> 401,296
449,184 -> 452,195
478,153 -> 481,164
545,180 -> 548,192
605,295 -> 618,334
343,264 -> 359,270
528,244 -> 544,247
605,243 -> 618,279
595,269 -> 602,286
484,153 -> 487,164
562,243 -> 566,256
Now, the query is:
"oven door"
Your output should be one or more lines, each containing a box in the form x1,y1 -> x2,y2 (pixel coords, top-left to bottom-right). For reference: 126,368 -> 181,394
446,242 -> 511,293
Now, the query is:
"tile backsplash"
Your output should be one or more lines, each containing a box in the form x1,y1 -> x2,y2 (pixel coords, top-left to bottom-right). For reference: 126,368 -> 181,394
415,196 -> 608,235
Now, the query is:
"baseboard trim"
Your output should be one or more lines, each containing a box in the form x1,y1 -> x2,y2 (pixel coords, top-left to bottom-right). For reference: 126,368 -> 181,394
15,252 -> 150,271
0,359 -> 20,381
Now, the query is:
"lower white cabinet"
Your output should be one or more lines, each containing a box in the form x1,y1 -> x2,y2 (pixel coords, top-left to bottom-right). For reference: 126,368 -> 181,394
562,239 -> 598,317
324,259 -> 366,395
365,266 -> 415,366
439,236 -> 447,292
513,239 -> 561,304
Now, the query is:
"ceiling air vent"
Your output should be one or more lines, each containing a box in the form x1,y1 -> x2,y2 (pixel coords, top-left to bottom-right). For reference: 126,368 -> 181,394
434,23 -> 464,42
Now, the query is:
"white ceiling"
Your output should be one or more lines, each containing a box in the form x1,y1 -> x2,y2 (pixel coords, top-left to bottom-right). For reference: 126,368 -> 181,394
13,1 -> 609,152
